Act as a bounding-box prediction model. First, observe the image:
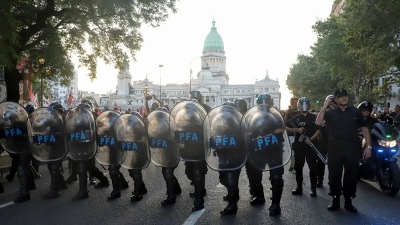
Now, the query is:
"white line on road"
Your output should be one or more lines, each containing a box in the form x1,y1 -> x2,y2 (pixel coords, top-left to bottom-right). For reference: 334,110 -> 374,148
182,208 -> 205,225
0,201 -> 14,209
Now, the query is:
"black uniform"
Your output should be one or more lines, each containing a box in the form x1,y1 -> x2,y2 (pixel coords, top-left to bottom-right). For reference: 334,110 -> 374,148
184,102 -> 209,212
287,113 -> 320,196
317,123 -> 329,186
324,106 -> 366,200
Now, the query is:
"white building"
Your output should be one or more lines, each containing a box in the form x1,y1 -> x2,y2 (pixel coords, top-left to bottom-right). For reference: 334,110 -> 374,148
107,20 -> 281,112
51,69 -> 79,108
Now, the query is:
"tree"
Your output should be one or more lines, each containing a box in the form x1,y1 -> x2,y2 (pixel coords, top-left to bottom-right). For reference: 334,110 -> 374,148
0,0 -> 177,102
286,54 -> 338,109
312,16 -> 376,104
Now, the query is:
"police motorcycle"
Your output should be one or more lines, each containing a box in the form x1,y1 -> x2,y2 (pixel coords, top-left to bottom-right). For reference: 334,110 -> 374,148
359,116 -> 400,196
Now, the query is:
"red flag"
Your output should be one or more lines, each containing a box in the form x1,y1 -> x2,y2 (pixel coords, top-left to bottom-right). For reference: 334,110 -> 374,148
114,102 -> 119,110
97,108 -> 102,115
68,92 -> 74,107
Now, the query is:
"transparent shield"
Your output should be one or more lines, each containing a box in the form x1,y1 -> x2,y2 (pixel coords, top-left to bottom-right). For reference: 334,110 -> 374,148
204,105 -> 247,171
0,102 -> 30,154
28,108 -> 67,162
65,106 -> 96,161
241,105 -> 291,171
114,114 -> 150,170
147,109 -> 179,168
95,110 -> 126,166
170,100 -> 207,161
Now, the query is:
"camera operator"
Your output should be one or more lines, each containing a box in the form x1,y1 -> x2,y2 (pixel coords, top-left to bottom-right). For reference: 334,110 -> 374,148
286,97 -> 320,197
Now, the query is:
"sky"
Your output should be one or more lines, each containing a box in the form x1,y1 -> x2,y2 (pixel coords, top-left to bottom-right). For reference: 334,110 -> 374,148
76,0 -> 334,108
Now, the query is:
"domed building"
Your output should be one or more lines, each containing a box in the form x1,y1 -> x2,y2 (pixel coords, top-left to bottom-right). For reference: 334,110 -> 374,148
106,20 -> 281,112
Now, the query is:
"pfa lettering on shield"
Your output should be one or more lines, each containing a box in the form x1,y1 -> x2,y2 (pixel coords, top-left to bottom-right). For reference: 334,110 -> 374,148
68,130 -> 91,142
150,137 -> 168,149
175,131 -> 203,142
252,132 -> 284,151
210,135 -> 238,149
33,134 -> 59,145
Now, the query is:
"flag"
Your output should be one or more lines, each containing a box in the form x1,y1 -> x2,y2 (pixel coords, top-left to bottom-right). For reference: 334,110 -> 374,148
30,94 -> 38,109
67,92 -> 74,107
114,102 -> 119,110
97,108 -> 102,115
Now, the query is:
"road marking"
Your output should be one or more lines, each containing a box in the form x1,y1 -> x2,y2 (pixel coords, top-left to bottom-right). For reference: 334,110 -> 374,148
182,208 -> 205,225
0,202 -> 14,209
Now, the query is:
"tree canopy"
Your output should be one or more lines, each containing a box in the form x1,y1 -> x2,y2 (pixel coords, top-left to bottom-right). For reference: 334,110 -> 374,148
286,0 -> 400,107
0,0 -> 177,102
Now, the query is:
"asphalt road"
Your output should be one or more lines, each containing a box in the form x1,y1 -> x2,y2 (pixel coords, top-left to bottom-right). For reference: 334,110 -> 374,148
1,159 -> 400,225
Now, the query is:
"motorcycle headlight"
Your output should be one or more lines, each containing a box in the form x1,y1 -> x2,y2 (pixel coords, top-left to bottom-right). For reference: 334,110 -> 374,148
378,140 -> 397,148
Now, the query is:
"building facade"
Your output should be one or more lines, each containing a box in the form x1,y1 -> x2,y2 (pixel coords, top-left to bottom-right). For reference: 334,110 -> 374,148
106,20 -> 281,112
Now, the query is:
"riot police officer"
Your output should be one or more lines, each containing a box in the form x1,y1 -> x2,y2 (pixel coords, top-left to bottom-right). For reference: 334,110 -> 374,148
244,93 -> 285,216
212,101 -> 244,215
178,90 -> 209,211
286,97 -> 320,197
42,102 -> 68,199
358,101 -> 378,131
66,103 -> 109,200
0,102 -> 36,203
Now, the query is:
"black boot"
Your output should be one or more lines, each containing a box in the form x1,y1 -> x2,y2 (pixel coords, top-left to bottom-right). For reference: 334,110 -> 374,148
162,179 -> 176,205
310,183 -> 317,197
94,178 -> 109,188
108,167 -> 121,200
344,197 -> 358,213
73,162 -> 89,200
291,182 -> 302,195
14,157 -> 31,203
250,183 -> 265,205
119,171 -> 129,190
129,169 -> 146,201
316,179 -> 323,188
172,176 -> 182,194
327,195 -> 340,211
220,202 -> 238,215
269,178 -> 283,216
192,198 -> 204,212
269,203 -> 281,216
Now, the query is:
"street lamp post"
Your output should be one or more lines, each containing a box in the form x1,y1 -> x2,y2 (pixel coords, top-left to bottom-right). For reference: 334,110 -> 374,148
189,57 -> 201,98
38,59 -> 46,107
159,65 -> 163,100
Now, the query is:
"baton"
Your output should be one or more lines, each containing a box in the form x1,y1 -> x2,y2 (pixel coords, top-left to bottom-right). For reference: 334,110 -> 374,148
305,136 -> 327,165
287,120 -> 327,165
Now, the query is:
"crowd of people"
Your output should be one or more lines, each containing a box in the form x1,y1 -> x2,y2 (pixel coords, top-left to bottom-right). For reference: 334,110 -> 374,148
0,88 -> 396,217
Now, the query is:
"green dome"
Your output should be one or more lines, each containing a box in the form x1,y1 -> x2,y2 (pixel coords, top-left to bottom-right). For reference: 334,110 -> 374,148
203,20 -> 224,51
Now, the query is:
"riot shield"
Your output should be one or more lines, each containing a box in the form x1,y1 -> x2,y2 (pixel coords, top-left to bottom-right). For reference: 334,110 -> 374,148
241,105 -> 291,171
27,108 -> 67,162
147,109 -> 179,168
204,105 -> 247,171
65,106 -> 96,161
95,110 -> 126,166
0,102 -> 30,154
114,113 -> 150,170
170,100 -> 207,161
